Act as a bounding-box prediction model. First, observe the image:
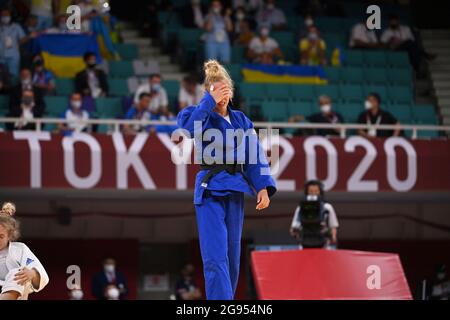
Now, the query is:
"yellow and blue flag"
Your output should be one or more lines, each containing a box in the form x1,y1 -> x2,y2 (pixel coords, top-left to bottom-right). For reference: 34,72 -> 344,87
242,64 -> 328,84
33,34 -> 101,78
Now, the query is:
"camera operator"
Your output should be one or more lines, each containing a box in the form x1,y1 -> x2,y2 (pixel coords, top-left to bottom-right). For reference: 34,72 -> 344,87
289,180 -> 339,249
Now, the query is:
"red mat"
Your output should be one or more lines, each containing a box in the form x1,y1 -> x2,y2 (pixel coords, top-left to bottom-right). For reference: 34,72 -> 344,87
251,249 -> 412,300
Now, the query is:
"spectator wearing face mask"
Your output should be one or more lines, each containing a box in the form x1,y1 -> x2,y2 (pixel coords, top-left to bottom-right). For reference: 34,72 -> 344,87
91,258 -> 128,300
46,14 -> 70,33
124,92 -> 152,135
204,0 -> 233,63
349,21 -> 379,49
178,74 -> 204,110
381,14 -> 435,73
430,264 -> 450,300
175,264 -> 202,300
255,0 -> 286,31
0,8 -> 35,80
299,25 -> 327,66
23,15 -> 39,35
298,13 -> 315,39
133,73 -> 168,113
289,95 -> 344,136
58,92 -> 90,134
68,285 -> 84,300
9,68 -> 44,112
75,51 -> 109,98
7,89 -> 45,131
31,55 -> 55,95
248,26 -> 283,64
181,0 -> 206,29
30,0 -> 54,31
358,93 -> 401,138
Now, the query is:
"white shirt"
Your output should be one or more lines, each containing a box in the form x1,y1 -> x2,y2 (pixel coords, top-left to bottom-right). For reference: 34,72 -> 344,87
0,247 -> 8,281
380,25 -> 414,44
249,36 -> 279,54
134,83 -> 169,112
291,202 -> 339,229
178,85 -> 204,107
349,23 -> 378,47
65,109 -> 89,132
223,115 -> 231,124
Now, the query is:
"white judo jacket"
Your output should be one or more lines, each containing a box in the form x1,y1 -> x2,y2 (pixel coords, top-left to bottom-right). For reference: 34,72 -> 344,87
0,242 -> 49,299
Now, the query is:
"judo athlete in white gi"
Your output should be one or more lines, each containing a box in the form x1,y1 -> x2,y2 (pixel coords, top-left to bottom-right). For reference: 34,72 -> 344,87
177,60 -> 277,300
0,202 -> 49,300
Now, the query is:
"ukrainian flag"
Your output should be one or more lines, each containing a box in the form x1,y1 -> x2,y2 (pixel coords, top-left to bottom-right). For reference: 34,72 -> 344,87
242,64 -> 328,84
34,34 -> 101,78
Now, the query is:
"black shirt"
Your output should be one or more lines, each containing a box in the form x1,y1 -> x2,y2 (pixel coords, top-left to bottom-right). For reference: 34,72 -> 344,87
307,111 -> 344,136
175,277 -> 199,300
357,108 -> 398,137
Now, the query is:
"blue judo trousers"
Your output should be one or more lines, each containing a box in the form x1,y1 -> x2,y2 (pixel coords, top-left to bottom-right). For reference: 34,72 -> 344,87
177,92 -> 277,300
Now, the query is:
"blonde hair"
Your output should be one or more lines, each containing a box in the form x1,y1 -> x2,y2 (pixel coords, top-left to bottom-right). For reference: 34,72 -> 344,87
0,202 -> 20,241
203,60 -> 234,98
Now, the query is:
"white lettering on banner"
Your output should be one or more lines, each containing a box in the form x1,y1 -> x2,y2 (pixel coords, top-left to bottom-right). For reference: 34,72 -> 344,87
344,136 -> 379,191
304,137 -> 338,191
159,133 -> 192,190
13,131 -> 51,188
384,137 -> 417,191
366,265 -> 382,290
112,133 -> 156,189
261,135 -> 295,191
63,133 -> 102,188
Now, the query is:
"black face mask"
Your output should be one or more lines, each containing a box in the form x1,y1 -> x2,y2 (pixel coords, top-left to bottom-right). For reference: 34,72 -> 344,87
22,97 -> 34,106
390,23 -> 399,29
87,62 -> 96,68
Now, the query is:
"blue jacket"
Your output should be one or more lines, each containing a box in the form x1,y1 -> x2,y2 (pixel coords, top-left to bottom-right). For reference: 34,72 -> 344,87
177,92 -> 277,204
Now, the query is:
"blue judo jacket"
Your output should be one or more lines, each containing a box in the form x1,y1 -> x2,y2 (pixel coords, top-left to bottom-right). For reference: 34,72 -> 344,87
177,92 -> 277,204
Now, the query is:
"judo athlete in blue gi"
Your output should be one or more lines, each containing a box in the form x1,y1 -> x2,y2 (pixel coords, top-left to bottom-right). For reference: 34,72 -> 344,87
177,60 -> 276,300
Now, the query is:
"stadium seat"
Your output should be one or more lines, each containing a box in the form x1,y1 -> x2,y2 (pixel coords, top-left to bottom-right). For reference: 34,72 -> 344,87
225,64 -> 242,82
315,17 -> 344,32
287,100 -> 314,117
339,84 -> 364,103
108,78 -> 130,97
364,67 -> 389,85
363,51 -> 387,67
389,104 -> 413,123
314,84 -> 340,101
412,104 -> 438,124
115,43 -> 138,61
335,102 -> 363,122
289,84 -> 315,102
0,95 -> 9,112
323,66 -> 340,83
267,84 -> 290,101
388,68 -> 412,85
363,84 -> 388,99
386,52 -> 410,68
44,96 -> 68,116
261,101 -> 288,121
344,50 -> 364,66
271,31 -> 295,48
162,80 -> 180,100
341,66 -> 365,84
95,97 -> 123,118
109,61 -> 134,78
231,46 -> 246,64
55,78 -> 75,96
387,85 -> 413,104
239,83 -> 266,103
178,28 -> 203,49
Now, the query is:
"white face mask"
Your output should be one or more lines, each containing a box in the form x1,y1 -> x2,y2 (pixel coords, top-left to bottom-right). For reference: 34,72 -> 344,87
236,12 -> 245,20
104,264 -> 115,273
212,7 -> 221,14
308,32 -> 318,40
71,289 -> 84,300
107,287 -> 120,300
267,4 -> 274,10
320,104 -> 331,113
71,101 -> 82,109
305,18 -> 314,27
365,100 -> 373,110
306,195 -> 319,201
1,16 -> 11,25
437,273 -> 446,280
260,28 -> 269,37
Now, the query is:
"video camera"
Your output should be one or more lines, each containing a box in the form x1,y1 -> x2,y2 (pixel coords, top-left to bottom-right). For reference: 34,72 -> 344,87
297,195 -> 328,248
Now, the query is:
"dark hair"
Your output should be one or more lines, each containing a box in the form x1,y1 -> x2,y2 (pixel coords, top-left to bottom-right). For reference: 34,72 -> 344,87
83,51 -> 96,61
183,74 -> 198,85
367,92 -> 381,104
304,180 -> 324,196
388,14 -> 399,21
149,73 -> 161,80
138,92 -> 151,100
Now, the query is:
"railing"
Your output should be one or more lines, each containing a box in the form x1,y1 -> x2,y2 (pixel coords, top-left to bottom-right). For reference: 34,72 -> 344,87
0,117 -> 449,139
